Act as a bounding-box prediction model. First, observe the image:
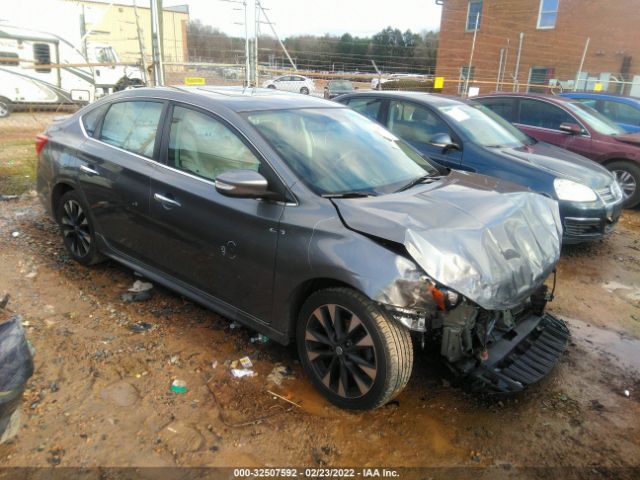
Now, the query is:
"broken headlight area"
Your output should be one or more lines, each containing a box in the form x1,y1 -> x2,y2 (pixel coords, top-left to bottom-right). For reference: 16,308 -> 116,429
385,279 -> 569,393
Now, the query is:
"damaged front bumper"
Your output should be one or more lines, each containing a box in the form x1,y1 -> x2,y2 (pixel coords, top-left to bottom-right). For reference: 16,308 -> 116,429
465,313 -> 569,393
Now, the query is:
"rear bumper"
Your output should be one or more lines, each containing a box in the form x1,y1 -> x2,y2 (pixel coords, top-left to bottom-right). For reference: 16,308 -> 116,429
467,313 -> 569,393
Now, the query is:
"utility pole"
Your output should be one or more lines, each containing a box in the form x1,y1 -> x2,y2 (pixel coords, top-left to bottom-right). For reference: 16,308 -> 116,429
574,37 -> 590,91
221,0 -> 250,87
512,32 -> 524,92
150,0 -> 164,86
463,12 -> 479,97
132,0 -> 148,84
259,2 -> 297,70
496,48 -> 504,91
253,0 -> 260,86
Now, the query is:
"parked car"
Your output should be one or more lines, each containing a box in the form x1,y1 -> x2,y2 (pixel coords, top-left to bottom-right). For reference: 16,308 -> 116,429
473,93 -> 640,207
262,75 -> 314,95
336,91 -> 624,243
324,80 -> 355,99
36,86 -> 568,410
560,93 -> 640,133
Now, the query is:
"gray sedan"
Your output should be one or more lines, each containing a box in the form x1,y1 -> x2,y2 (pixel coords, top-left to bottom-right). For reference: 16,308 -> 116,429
36,86 -> 569,409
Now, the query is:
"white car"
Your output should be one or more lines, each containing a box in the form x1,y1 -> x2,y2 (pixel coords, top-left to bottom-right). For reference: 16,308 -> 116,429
262,75 -> 315,95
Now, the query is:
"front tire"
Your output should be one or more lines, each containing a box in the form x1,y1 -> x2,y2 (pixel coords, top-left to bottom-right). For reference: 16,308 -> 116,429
296,288 -> 413,410
300,87 -> 309,95
0,97 -> 12,118
56,191 -> 104,265
267,84 -> 276,89
608,160 -> 640,208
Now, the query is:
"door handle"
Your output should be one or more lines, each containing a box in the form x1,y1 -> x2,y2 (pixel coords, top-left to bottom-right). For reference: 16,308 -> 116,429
153,193 -> 182,208
80,164 -> 99,175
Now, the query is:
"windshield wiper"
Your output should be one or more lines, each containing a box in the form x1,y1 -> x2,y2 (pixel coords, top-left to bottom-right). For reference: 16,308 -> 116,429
395,173 -> 439,193
322,191 -> 375,199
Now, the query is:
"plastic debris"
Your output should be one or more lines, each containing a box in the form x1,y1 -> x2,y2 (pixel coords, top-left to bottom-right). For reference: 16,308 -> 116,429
121,280 -> 153,302
624,390 -> 630,397
266,365 -> 294,386
250,334 -> 269,344
129,322 -> 153,333
11,232 -> 20,238
0,315 -> 35,443
229,321 -> 241,330
170,379 -> 187,393
0,195 -> 19,201
239,356 -> 253,369
231,369 -> 256,378
211,360 -> 218,369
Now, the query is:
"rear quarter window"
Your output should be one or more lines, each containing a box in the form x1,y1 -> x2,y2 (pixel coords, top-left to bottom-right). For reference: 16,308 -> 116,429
81,104 -> 109,137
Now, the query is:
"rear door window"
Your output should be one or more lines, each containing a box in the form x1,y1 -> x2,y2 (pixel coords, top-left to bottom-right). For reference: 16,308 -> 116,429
475,97 -> 516,122
100,101 -> 164,157
517,99 -> 574,130
388,101 -> 452,145
168,105 -> 260,181
345,98 -> 383,122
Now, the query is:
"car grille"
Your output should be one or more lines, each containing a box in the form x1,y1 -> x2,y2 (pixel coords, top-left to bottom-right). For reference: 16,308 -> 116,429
563,217 -> 603,237
596,185 -> 618,204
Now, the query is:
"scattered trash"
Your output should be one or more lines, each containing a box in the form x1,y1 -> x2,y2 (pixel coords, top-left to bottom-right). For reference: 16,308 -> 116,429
170,379 -> 188,394
239,356 -> 253,369
0,315 -> 35,444
231,369 -> 256,378
0,194 -> 19,202
11,232 -> 20,238
229,321 -> 242,330
211,360 -> 218,369
266,365 -> 294,386
624,389 -> 630,397
169,355 -> 180,365
121,280 -> 153,302
250,334 -> 269,344
129,322 -> 153,333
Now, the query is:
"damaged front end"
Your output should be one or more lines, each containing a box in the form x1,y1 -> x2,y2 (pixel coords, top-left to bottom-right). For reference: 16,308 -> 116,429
334,175 -> 570,392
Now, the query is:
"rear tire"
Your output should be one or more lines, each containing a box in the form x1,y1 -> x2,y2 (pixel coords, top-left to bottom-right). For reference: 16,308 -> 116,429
0,97 -> 12,118
267,84 -> 276,89
296,287 -> 413,410
300,87 -> 310,95
608,160 -> 640,208
55,191 -> 104,265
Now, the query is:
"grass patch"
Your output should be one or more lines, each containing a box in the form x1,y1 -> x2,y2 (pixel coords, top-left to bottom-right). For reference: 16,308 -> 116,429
0,139 -> 37,195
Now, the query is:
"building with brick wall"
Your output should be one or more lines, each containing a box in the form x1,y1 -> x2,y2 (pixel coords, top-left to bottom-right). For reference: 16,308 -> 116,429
434,0 -> 640,96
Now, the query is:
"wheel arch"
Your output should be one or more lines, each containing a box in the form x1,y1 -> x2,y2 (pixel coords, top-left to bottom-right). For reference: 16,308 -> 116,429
51,182 -> 75,221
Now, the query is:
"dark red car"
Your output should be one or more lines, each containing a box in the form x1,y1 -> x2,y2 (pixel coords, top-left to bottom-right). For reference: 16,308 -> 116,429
474,93 -> 640,207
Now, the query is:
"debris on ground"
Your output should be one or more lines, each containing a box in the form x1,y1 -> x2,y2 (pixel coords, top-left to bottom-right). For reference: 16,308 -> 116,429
624,389 -> 630,397
250,334 -> 269,344
266,364 -> 294,386
0,294 -> 9,309
231,369 -> 256,378
0,195 -> 19,202
267,390 -> 301,409
121,280 -> 153,302
229,321 -> 242,330
211,360 -> 218,369
239,356 -> 253,369
129,321 -> 153,333
170,379 -> 188,393
0,315 -> 35,444
11,232 -> 20,238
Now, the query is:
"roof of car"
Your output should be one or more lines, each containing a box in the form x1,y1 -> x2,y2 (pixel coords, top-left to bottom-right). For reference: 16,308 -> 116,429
560,92 -> 640,104
474,92 -> 581,105
114,86 -> 341,112
338,91 -> 464,106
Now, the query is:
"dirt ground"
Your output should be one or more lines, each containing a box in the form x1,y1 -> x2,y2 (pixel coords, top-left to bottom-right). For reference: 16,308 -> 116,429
0,113 -> 639,478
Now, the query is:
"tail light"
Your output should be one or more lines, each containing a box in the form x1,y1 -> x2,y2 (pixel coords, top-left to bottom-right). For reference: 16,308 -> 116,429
35,134 -> 49,155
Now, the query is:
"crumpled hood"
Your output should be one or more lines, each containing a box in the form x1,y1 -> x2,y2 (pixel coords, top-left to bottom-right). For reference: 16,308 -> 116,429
333,171 -> 562,311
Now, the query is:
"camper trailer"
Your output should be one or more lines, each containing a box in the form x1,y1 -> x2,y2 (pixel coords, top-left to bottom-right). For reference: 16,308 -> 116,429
0,25 -> 144,117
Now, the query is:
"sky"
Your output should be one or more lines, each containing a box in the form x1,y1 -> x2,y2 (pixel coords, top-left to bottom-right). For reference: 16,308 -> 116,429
174,0 -> 443,38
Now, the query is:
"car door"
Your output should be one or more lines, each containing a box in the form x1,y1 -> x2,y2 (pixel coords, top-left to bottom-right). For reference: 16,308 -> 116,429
385,100 -> 462,168
147,103 -> 285,323
515,98 -> 593,159
77,99 -> 166,261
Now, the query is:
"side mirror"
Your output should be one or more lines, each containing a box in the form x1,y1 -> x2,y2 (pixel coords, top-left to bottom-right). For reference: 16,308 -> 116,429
430,132 -> 460,151
559,122 -> 582,135
215,170 -> 271,199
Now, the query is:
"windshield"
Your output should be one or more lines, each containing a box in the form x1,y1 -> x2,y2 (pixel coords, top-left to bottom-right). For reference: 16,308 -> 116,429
329,81 -> 353,90
565,102 -> 626,135
439,102 -> 532,148
247,108 -> 439,195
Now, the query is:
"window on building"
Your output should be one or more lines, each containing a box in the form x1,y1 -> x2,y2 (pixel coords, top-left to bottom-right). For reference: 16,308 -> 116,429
537,0 -> 559,29
100,101 -> 164,157
466,0 -> 482,31
33,43 -> 51,73
528,67 -> 555,93
458,66 -> 475,95
0,51 -> 19,66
